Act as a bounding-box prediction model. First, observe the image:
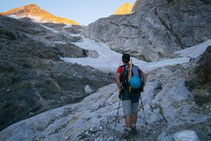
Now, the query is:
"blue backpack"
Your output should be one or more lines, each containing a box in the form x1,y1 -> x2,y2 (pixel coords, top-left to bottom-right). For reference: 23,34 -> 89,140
121,64 -> 143,93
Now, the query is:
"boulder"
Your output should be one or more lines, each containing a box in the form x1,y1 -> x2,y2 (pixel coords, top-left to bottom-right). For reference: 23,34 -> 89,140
173,130 -> 199,141
84,85 -> 94,94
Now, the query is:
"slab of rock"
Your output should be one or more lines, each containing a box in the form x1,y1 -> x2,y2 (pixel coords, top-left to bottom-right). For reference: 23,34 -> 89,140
173,130 -> 199,141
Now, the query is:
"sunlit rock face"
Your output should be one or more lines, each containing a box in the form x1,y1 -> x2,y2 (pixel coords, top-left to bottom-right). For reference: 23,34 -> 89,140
114,3 -> 133,15
0,4 -> 80,25
82,0 -> 211,62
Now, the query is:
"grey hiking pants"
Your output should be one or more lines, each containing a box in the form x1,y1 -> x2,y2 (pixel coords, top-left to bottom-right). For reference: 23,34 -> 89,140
122,100 -> 139,116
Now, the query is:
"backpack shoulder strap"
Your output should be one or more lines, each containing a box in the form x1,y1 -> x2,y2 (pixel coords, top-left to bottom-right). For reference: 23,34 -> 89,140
131,65 -> 141,77
120,64 -> 130,87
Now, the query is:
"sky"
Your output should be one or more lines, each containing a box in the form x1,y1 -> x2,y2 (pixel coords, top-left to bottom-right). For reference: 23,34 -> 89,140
0,0 -> 136,25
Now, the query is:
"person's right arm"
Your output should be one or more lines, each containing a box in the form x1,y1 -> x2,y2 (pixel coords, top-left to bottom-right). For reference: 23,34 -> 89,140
115,72 -> 121,92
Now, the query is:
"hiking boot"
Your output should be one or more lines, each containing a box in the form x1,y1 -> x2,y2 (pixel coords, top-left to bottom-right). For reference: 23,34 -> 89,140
121,128 -> 132,139
131,127 -> 137,134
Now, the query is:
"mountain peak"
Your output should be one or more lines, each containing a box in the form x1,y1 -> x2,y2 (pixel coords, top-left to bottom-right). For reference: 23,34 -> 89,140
0,4 -> 79,25
26,3 -> 39,7
27,3 -> 39,7
24,4 -> 40,9
115,2 -> 133,15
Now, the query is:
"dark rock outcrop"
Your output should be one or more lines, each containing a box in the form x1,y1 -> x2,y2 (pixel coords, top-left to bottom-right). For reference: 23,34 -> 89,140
82,0 -> 211,61
185,46 -> 211,106
0,15 -> 113,131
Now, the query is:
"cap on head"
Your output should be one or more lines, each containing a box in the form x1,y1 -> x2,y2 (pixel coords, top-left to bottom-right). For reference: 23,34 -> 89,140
122,54 -> 130,63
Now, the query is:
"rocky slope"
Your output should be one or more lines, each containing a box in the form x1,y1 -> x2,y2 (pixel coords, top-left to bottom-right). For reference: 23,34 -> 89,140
0,4 -> 79,25
82,0 -> 211,62
0,55 -> 210,140
0,14 -> 210,139
0,1 -> 211,140
0,15 -> 113,131
114,3 -> 133,15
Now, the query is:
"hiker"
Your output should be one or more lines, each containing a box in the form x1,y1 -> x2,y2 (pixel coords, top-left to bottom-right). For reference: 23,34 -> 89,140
115,54 -> 147,137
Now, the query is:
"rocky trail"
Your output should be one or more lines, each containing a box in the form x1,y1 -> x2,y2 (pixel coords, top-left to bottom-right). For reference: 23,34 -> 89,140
0,0 -> 211,140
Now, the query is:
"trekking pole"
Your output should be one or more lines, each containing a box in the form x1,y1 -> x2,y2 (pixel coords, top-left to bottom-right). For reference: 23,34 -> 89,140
140,93 -> 147,125
113,99 -> 121,132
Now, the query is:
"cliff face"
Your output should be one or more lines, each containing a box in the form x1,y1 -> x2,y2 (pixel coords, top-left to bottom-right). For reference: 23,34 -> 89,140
82,0 -> 211,61
114,3 -> 133,15
0,4 -> 79,25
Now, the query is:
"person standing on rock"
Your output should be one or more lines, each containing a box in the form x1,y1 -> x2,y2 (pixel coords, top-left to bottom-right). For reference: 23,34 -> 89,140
115,54 -> 146,137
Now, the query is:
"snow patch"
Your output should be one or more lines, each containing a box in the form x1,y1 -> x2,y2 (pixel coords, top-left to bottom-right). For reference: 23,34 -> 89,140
63,25 -> 72,28
62,37 -> 146,72
61,34 -> 210,73
7,15 -> 22,19
7,15 -> 46,23
69,34 -> 81,37
54,41 -> 66,45
61,37 -> 197,73
175,39 -> 211,58
39,24 -> 59,33
143,57 -> 189,73
27,15 -> 42,22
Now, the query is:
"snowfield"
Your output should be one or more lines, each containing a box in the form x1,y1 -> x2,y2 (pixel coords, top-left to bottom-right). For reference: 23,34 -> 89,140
62,37 -> 211,73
